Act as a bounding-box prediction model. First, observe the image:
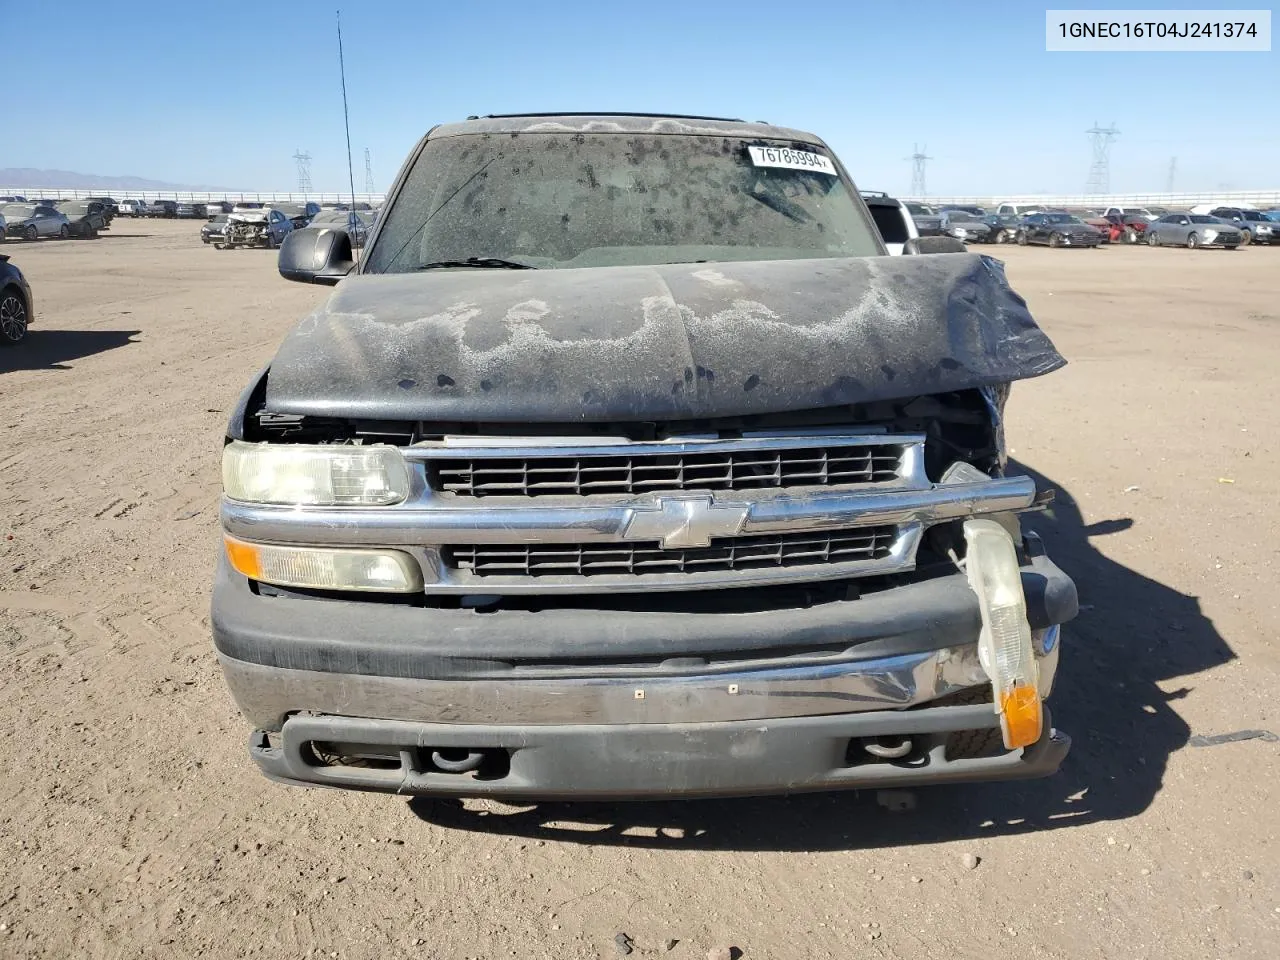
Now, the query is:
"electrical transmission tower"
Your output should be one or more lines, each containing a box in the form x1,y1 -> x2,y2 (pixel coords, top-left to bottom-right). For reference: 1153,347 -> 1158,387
1165,156 -> 1177,193
909,144 -> 931,196
363,148 -> 374,194
1084,122 -> 1119,195
292,150 -> 313,194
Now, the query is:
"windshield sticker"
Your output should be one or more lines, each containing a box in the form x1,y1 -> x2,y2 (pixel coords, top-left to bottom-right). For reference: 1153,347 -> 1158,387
747,146 -> 837,176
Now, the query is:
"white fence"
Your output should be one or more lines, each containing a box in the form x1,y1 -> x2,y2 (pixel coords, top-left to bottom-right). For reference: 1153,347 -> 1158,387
5,185 -> 1279,210
0,188 -> 387,205
902,189 -> 1280,208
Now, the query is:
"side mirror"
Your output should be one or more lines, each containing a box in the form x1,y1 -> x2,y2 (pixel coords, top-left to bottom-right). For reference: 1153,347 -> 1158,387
903,236 -> 968,255
278,227 -> 356,285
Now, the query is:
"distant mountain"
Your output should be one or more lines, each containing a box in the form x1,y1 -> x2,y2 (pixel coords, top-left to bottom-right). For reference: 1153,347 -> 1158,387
0,168 -> 232,191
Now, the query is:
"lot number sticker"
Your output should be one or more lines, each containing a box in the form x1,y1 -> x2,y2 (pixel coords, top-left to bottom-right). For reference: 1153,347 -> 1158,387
748,146 -> 837,175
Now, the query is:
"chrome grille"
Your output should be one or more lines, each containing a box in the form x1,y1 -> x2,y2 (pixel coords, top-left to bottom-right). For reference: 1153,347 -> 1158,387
446,526 -> 897,578
432,444 -> 906,497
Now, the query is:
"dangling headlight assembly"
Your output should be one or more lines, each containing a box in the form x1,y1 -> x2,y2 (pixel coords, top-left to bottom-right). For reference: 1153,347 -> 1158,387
222,441 -> 409,506
964,518 -> 1042,750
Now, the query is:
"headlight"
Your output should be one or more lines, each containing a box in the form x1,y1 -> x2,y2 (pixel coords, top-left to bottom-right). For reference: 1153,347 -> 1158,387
222,441 -> 409,505
224,536 -> 422,592
953,227 -> 967,237
1203,229 -> 1218,242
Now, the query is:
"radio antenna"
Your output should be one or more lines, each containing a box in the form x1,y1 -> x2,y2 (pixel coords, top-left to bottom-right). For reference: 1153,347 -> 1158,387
336,10 -> 360,268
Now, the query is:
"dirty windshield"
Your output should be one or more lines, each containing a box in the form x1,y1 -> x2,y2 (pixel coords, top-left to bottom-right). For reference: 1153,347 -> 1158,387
365,133 -> 880,272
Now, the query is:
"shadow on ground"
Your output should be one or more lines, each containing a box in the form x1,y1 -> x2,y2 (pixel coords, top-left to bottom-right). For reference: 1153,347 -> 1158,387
0,329 -> 140,371
408,461 -> 1234,851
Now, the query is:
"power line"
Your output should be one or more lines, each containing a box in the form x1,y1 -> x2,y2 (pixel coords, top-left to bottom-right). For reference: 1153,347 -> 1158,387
1084,122 -> 1120,195
363,147 -> 375,194
909,143 -> 932,196
292,150 -> 313,194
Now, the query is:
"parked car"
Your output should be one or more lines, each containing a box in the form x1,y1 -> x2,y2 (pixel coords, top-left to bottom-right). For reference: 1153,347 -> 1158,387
1104,213 -> 1152,244
118,199 -> 149,217
319,200 -> 375,212
175,202 -> 208,219
271,201 -> 322,229
215,112 -> 1079,800
0,194 -> 28,202
232,201 -> 265,212
307,208 -> 374,247
84,196 -> 119,221
1,203 -> 71,240
55,199 -> 109,237
1206,207 -> 1275,245
939,209 -> 992,243
217,208 -> 294,249
205,200 -> 233,215
1062,208 -> 1115,243
981,213 -> 1021,244
1103,205 -> 1156,221
149,200 -> 178,218
1145,213 -> 1242,249
0,253 -> 33,345
1016,212 -> 1102,247
903,202 -> 944,236
939,204 -> 986,217
994,202 -> 1043,218
202,214 -> 230,244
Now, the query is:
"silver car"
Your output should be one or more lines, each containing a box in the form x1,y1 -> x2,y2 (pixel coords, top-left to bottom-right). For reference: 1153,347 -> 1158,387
938,210 -> 992,243
1,203 -> 72,241
1145,213 -> 1242,249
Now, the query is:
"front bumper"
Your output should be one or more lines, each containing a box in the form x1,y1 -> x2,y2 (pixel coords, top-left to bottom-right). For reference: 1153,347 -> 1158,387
248,705 -> 1070,800
212,543 -> 1076,797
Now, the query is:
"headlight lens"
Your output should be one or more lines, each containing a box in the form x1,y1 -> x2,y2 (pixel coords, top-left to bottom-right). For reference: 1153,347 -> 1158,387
222,441 -> 409,505
964,518 -> 1041,749
1203,229 -> 1218,241
225,536 -> 422,592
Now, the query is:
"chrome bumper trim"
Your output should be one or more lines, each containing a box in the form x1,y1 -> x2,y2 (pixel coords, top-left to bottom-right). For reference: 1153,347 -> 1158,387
220,475 -> 1036,547
219,632 -> 1060,729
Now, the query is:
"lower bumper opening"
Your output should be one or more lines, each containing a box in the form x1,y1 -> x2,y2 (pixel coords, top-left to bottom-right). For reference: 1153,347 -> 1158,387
301,739 -> 513,781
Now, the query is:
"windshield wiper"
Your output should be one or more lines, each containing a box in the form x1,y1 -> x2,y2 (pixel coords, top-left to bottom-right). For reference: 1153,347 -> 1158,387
417,257 -> 536,270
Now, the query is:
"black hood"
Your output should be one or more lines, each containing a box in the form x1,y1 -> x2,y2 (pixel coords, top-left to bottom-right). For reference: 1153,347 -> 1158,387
263,253 -> 1065,423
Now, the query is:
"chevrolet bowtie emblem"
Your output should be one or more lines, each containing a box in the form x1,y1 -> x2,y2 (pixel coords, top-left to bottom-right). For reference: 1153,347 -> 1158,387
622,496 -> 751,549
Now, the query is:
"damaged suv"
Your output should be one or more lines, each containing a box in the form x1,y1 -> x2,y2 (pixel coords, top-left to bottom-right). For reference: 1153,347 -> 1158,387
213,114 -> 1077,799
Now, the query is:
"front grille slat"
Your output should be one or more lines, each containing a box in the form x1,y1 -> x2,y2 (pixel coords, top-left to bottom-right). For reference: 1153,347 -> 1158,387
446,526 -> 897,578
434,444 -> 905,497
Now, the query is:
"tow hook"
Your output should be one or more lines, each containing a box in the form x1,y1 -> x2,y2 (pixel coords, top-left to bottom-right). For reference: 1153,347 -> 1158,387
864,737 -> 914,759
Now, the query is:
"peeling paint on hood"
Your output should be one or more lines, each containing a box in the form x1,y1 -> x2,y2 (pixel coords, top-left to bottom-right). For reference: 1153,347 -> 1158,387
263,252 -> 1065,423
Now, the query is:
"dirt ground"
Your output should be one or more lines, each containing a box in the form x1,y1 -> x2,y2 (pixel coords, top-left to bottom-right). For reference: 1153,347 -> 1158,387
2,219 -> 1278,959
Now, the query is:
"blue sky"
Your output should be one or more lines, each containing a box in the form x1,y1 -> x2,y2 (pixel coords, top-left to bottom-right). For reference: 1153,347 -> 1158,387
4,0 -> 1276,194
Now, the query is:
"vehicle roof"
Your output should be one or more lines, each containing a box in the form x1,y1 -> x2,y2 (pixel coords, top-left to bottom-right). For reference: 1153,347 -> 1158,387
427,113 -> 825,145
